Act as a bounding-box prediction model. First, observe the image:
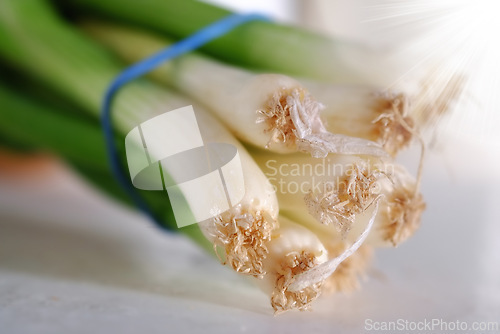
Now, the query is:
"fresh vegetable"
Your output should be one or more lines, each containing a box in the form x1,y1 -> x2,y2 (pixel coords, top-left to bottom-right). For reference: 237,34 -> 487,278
0,83 -> 350,313
0,0 -> 431,315
57,0 -> 402,85
259,215 -> 327,313
62,0 -> 464,153
0,0 -> 281,279
80,21 -> 387,158
253,150 -> 425,248
0,83 -> 211,250
304,84 -> 415,156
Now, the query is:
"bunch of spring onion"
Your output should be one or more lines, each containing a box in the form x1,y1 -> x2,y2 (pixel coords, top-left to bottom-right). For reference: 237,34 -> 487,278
0,0 -> 431,314
79,21 -> 393,158
0,81 -> 365,313
77,22 -> 448,158
0,0 -> 285,280
62,0 -> 463,146
78,21 -> 431,157
76,17 -> 426,302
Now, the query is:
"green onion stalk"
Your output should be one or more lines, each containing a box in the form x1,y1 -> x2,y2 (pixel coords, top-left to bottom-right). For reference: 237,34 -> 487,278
0,84 -> 211,250
57,0 -> 405,86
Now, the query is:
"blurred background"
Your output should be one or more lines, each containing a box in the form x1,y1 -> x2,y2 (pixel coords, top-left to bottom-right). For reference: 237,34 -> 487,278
1,1 -> 499,333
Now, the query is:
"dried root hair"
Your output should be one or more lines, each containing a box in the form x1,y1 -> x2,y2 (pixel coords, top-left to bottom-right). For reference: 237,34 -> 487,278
210,207 -> 277,278
304,162 -> 384,237
373,73 -> 465,154
377,98 -> 426,247
287,197 -> 381,293
258,87 -> 387,158
382,186 -> 426,247
372,92 -> 415,156
271,251 -> 323,314
257,87 -> 323,150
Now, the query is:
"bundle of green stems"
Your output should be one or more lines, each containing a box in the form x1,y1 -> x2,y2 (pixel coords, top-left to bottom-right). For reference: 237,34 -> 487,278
1,0 -> 455,314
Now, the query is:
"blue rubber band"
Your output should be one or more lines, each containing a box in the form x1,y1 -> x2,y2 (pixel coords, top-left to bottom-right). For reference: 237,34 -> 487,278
101,13 -> 270,231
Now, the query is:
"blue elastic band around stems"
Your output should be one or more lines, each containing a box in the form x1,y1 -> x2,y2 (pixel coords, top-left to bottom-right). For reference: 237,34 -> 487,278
101,13 -> 270,231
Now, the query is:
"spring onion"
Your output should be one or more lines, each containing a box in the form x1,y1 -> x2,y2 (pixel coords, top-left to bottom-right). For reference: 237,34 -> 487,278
0,83 -> 212,250
61,0 -> 463,151
0,0 -> 281,278
0,0 -> 431,314
253,151 -> 425,248
258,215 -> 328,313
80,21 -> 387,158
0,83 -> 368,313
58,0 -> 405,85
3,81 -> 364,312
303,84 -> 415,156
63,0 -> 465,151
